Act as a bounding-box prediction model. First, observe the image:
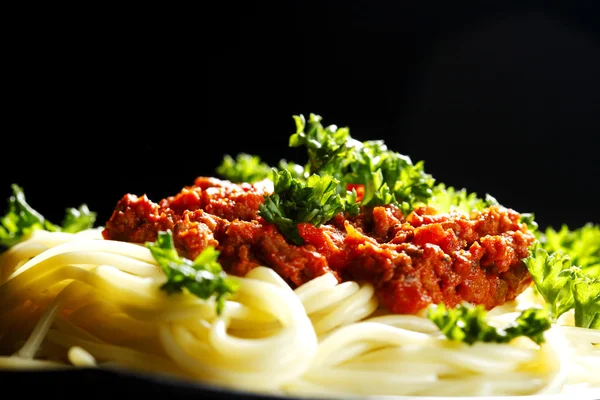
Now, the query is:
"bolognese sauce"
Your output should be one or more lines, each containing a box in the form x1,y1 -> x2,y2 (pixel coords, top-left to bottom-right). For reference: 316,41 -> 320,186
102,176 -> 535,315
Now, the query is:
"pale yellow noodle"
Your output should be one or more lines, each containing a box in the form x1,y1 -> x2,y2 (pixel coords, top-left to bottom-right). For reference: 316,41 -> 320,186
0,230 -> 599,398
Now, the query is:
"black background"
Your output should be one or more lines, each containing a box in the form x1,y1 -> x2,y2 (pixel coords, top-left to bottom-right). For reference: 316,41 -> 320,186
3,1 -> 600,232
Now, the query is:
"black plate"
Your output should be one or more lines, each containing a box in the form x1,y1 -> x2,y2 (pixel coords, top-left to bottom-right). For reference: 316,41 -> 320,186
0,369 -> 314,400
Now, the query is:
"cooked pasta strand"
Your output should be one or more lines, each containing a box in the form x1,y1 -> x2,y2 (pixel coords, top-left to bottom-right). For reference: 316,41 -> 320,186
0,230 -> 599,398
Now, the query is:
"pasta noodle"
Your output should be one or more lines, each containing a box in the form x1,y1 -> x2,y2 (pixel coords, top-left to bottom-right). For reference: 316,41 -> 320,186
0,229 -> 599,398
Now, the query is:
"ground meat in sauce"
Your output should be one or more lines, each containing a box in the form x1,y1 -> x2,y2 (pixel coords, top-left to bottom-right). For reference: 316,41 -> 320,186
102,177 -> 535,315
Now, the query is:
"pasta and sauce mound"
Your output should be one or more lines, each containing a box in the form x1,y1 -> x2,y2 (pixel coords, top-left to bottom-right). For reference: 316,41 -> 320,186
0,114 -> 598,398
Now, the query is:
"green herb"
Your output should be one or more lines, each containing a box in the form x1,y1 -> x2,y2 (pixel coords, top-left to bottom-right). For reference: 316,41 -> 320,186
289,113 -> 353,175
216,153 -> 307,184
259,113 -> 440,243
570,268 -> 600,329
259,169 -> 359,245
524,244 -> 575,320
0,184 -> 96,249
538,223 -> 600,277
146,231 -> 239,314
60,204 -> 98,233
288,114 -> 435,214
524,242 -> 600,329
519,213 -> 539,232
216,153 -> 273,183
276,159 -> 308,180
427,303 -> 551,345
429,183 -> 499,214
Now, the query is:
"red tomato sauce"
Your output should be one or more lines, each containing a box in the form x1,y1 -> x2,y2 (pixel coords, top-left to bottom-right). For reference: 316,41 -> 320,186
102,177 -> 535,314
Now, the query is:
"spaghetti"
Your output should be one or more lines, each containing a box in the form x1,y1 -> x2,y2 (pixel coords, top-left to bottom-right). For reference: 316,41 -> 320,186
1,228 -> 598,397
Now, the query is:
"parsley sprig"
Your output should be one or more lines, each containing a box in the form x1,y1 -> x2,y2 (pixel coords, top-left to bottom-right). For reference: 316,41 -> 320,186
429,183 -> 499,214
216,153 -> 274,183
146,231 -> 239,314
289,114 -> 435,213
0,184 -> 96,249
259,169 -> 359,245
427,303 -> 551,345
525,238 -> 600,329
539,223 -> 600,277
535,223 -> 599,329
217,113 -> 437,244
524,224 -> 600,329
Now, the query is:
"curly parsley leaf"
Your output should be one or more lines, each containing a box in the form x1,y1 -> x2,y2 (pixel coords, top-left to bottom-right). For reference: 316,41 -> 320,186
429,183 -> 499,214
216,153 -> 307,184
561,266 -> 600,329
146,231 -> 239,314
216,153 -> 274,183
524,241 -> 600,329
60,204 -> 97,233
427,303 -> 551,345
259,169 -> 359,245
0,184 -> 96,249
276,159 -> 308,180
289,113 -> 353,175
524,243 -> 576,320
339,140 -> 435,213
538,223 -> 600,277
289,113 -> 435,214
383,154 -> 435,215
573,277 -> 600,329
221,114 -> 438,243
519,213 -> 539,233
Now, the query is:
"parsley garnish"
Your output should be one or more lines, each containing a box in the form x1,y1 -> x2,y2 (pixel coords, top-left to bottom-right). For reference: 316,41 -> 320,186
429,183 -> 499,214
216,153 -> 306,183
427,303 -> 551,345
525,241 -> 600,329
570,269 -> 600,329
288,113 -> 353,175
216,153 -> 273,183
0,184 -> 96,249
538,223 -> 600,277
289,114 -> 435,213
257,113 -> 436,243
146,231 -> 239,314
259,169 -> 359,245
